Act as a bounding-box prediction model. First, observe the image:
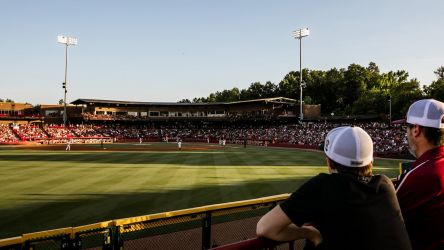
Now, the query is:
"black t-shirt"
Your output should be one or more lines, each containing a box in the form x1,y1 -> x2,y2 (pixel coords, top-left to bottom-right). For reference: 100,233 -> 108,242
280,173 -> 412,250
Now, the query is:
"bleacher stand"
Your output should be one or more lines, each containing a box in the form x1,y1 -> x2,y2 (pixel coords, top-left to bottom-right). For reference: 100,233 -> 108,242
0,124 -> 19,143
0,122 -> 410,155
44,125 -> 77,139
13,124 -> 48,141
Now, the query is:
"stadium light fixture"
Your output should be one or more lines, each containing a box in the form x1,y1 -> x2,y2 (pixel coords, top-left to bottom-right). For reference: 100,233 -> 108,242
292,28 -> 309,122
57,35 -> 78,127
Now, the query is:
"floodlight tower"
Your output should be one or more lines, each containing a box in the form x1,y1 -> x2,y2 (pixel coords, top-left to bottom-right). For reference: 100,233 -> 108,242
57,35 -> 78,127
292,28 -> 309,122
389,94 -> 392,124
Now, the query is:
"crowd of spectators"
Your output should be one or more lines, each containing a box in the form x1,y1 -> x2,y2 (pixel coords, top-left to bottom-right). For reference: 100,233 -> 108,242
71,124 -> 104,138
0,122 -> 409,155
359,122 -> 408,153
93,125 -> 148,139
0,124 -> 19,143
154,122 -> 409,154
44,125 -> 78,139
13,124 -> 48,141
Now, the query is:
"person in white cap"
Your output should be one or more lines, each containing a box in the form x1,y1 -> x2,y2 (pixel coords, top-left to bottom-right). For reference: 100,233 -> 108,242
257,126 -> 411,250
396,99 -> 444,250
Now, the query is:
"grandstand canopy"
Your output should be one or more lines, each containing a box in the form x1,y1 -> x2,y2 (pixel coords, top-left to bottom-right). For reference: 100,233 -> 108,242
69,97 -> 307,121
70,97 -> 297,107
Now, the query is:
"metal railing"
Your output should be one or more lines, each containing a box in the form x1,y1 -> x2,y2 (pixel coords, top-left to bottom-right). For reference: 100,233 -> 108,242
0,194 -> 291,250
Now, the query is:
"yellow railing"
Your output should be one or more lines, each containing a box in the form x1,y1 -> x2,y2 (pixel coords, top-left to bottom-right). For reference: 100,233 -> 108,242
0,193 -> 290,249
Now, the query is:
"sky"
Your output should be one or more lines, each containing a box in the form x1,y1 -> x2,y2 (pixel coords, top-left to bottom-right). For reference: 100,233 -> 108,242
1,0 -> 443,105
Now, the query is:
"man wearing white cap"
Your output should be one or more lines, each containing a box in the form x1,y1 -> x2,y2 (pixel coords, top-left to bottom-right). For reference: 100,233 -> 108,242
396,99 -> 444,250
257,126 -> 411,250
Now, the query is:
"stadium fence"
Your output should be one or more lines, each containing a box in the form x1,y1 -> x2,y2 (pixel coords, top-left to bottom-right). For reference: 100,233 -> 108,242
0,194 -> 308,250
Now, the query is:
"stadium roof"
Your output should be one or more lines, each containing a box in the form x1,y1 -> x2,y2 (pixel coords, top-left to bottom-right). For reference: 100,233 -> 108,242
227,97 -> 297,105
70,97 -> 297,107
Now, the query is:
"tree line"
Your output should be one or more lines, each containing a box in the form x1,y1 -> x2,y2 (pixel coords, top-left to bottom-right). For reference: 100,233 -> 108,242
0,98 -> 15,103
179,63 -> 444,119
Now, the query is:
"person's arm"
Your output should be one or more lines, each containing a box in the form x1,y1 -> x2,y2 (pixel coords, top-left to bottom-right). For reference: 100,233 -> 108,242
256,205 -> 321,244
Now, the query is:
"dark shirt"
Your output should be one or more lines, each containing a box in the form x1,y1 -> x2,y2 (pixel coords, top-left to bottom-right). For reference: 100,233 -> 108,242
396,146 -> 444,250
281,173 -> 411,250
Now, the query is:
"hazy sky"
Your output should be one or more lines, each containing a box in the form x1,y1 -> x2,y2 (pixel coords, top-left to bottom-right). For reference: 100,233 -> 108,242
1,0 -> 443,105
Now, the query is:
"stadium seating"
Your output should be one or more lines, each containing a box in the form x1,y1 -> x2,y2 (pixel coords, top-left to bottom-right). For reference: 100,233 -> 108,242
0,122 -> 409,155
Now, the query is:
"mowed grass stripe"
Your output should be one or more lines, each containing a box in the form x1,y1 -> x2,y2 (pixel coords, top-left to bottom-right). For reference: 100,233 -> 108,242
0,153 -> 137,226
229,147 -> 325,197
46,152 -> 164,227
52,174 -> 148,224
0,170 -> 106,228
59,152 -> 187,223
1,161 -> 100,205
20,154 -> 114,190
1,152 -> 144,228
211,150 -> 247,202
117,151 -> 203,213
234,149 -> 293,197
169,150 -> 243,208
167,152 -> 210,210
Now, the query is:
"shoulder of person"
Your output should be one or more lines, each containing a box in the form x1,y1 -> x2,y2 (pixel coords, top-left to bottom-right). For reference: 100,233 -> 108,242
367,174 -> 397,192
300,173 -> 331,187
371,174 -> 392,183
304,173 -> 329,181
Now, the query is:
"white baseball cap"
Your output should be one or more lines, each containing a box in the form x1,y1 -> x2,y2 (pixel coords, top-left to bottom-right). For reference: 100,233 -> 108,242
324,126 -> 373,168
406,99 -> 444,129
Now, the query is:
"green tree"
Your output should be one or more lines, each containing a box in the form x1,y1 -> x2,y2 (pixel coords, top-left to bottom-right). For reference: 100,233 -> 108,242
424,66 -> 444,100
230,87 -> 241,101
213,88 -> 241,102
246,82 -> 266,99
323,68 -> 346,115
303,70 -> 326,109
239,89 -> 249,101
187,62 -> 429,117
192,97 -> 207,103
262,81 -> 278,98
391,78 -> 423,119
424,79 -> 444,100
434,66 -> 444,80
358,63 -> 385,114
352,88 -> 384,115
178,99 -> 191,103
207,93 -> 217,102
58,99 -> 64,105
343,64 -> 368,114
366,62 -> 382,90
277,71 -> 299,99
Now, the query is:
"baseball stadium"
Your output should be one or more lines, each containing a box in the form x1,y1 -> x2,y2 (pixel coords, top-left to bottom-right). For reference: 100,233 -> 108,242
0,96 -> 414,249
2,1 -> 444,247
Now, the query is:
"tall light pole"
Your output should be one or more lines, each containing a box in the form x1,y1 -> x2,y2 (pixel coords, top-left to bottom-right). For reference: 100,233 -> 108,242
389,94 -> 392,125
292,28 -> 309,122
57,35 -> 78,127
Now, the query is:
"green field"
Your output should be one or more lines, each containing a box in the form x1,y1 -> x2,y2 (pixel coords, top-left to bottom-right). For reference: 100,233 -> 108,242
0,142 -> 402,238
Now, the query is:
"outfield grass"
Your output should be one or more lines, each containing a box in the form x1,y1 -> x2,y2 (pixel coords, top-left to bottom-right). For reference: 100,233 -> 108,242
0,143 -> 402,238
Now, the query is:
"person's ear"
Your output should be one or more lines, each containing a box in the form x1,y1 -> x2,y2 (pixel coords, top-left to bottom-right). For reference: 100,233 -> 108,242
411,124 -> 421,137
